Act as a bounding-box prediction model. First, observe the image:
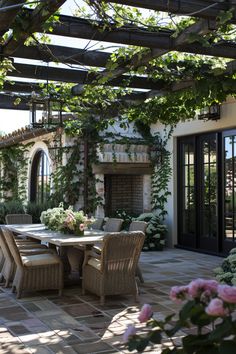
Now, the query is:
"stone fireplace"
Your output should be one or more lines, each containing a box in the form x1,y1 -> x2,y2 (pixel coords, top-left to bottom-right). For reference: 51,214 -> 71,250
92,144 -> 152,217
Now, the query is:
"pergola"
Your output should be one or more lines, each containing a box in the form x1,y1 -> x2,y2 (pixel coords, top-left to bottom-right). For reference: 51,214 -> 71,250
0,0 -> 236,111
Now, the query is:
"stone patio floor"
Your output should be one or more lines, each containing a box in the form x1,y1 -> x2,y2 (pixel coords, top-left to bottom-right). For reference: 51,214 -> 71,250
0,248 -> 222,354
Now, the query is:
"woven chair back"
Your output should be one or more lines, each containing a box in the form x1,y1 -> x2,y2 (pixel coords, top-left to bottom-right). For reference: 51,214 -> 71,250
101,231 -> 145,273
5,214 -> 32,225
1,227 -> 23,267
129,221 -> 147,233
91,218 -> 104,230
0,227 -> 13,262
103,218 -> 123,232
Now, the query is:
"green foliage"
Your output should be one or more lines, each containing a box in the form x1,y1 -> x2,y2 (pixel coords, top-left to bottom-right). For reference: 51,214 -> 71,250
126,280 -> 236,353
0,143 -> 31,202
136,213 -> 167,251
49,143 -> 82,207
26,201 -> 54,223
214,249 -> 236,285
0,200 -> 25,224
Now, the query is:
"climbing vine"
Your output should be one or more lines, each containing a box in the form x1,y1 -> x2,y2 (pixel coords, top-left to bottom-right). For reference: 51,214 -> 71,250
0,143 -> 31,202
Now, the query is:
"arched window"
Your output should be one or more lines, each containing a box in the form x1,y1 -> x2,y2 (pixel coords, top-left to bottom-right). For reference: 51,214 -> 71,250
30,150 -> 50,204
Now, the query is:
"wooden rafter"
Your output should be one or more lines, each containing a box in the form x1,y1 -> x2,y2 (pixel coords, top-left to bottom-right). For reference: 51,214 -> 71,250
105,0 -> 236,24
8,62 -> 169,90
3,0 -> 67,55
44,15 -> 236,60
0,93 -> 29,110
0,0 -> 27,36
79,18 -> 216,86
12,44 -> 110,68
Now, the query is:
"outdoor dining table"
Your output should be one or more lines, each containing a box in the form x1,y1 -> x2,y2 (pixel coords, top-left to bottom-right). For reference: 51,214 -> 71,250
5,223 -> 107,247
5,224 -> 108,283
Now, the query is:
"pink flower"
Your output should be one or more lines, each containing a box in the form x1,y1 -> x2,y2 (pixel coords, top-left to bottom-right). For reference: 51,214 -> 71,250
188,279 -> 218,298
79,223 -> 84,231
205,298 -> 228,317
123,325 -> 136,342
218,285 -> 236,304
170,285 -> 189,303
138,304 -> 153,323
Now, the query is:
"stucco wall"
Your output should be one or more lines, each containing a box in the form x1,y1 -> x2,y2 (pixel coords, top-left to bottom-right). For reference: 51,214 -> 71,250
151,97 -> 236,248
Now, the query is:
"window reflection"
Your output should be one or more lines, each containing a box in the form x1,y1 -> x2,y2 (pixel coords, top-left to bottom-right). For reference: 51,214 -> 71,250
224,136 -> 236,241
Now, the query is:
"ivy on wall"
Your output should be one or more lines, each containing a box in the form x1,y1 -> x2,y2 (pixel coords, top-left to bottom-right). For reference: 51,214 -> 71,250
0,143 -> 31,202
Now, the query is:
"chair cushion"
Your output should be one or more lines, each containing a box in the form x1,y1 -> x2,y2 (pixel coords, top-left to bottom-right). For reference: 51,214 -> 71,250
20,248 -> 55,255
22,254 -> 60,267
17,243 -> 48,249
88,257 -> 101,270
92,243 -> 102,254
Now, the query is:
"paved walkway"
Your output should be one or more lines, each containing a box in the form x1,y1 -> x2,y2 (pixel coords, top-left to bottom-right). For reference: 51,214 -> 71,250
0,249 -> 222,354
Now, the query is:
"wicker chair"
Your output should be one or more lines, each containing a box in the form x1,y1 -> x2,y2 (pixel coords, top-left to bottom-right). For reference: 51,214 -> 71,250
82,231 -> 145,305
0,228 -> 15,287
5,214 -> 33,224
1,227 -> 63,298
0,227 -> 55,287
129,221 -> 147,284
103,218 -> 123,232
91,218 -> 104,230
92,218 -> 124,254
129,221 -> 147,233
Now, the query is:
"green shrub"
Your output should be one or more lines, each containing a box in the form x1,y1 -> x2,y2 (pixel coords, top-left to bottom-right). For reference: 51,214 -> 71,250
114,209 -> 135,230
214,248 -> 236,285
26,201 -> 54,223
136,213 -> 167,251
0,200 -> 25,224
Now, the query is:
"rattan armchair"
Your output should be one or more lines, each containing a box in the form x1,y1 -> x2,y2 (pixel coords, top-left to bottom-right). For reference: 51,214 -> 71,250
5,214 -> 33,224
129,221 -> 147,284
103,218 -> 123,232
129,221 -> 147,233
82,231 -> 145,305
91,218 -> 104,230
0,228 -> 15,287
1,227 -> 63,298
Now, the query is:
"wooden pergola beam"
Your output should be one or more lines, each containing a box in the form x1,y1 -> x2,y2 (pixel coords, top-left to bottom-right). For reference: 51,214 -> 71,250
11,44 -> 111,68
2,81 -> 45,94
48,16 -> 236,59
94,18 -> 216,84
8,62 -> 169,90
105,0 -> 236,24
3,0 -> 67,55
0,94 -> 29,110
0,0 -> 27,36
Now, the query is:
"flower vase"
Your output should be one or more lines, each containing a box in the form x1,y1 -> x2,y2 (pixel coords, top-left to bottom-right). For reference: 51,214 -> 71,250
74,224 -> 84,236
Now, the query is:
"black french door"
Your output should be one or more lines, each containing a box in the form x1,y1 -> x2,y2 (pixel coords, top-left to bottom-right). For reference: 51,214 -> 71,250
178,130 -> 236,254
178,132 -> 219,253
222,130 -> 236,253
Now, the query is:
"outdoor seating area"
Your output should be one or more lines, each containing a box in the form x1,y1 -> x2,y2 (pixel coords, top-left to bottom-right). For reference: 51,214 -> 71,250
1,0 -> 236,352
0,248 -> 222,353
0,215 -> 146,303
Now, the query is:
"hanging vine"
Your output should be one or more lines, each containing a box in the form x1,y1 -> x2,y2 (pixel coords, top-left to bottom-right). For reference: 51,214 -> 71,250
0,143 -> 31,202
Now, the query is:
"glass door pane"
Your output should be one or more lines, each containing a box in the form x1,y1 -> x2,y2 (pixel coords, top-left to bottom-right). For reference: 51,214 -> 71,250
223,132 -> 236,252
178,137 -> 196,248
199,134 -> 218,252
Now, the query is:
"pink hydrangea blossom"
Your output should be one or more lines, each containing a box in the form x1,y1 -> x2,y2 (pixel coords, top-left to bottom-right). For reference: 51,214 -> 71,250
170,285 -> 189,303
138,304 -> 153,323
123,325 -> 136,342
218,284 -> 236,304
79,223 -> 85,231
188,279 -> 218,298
205,298 -> 228,317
